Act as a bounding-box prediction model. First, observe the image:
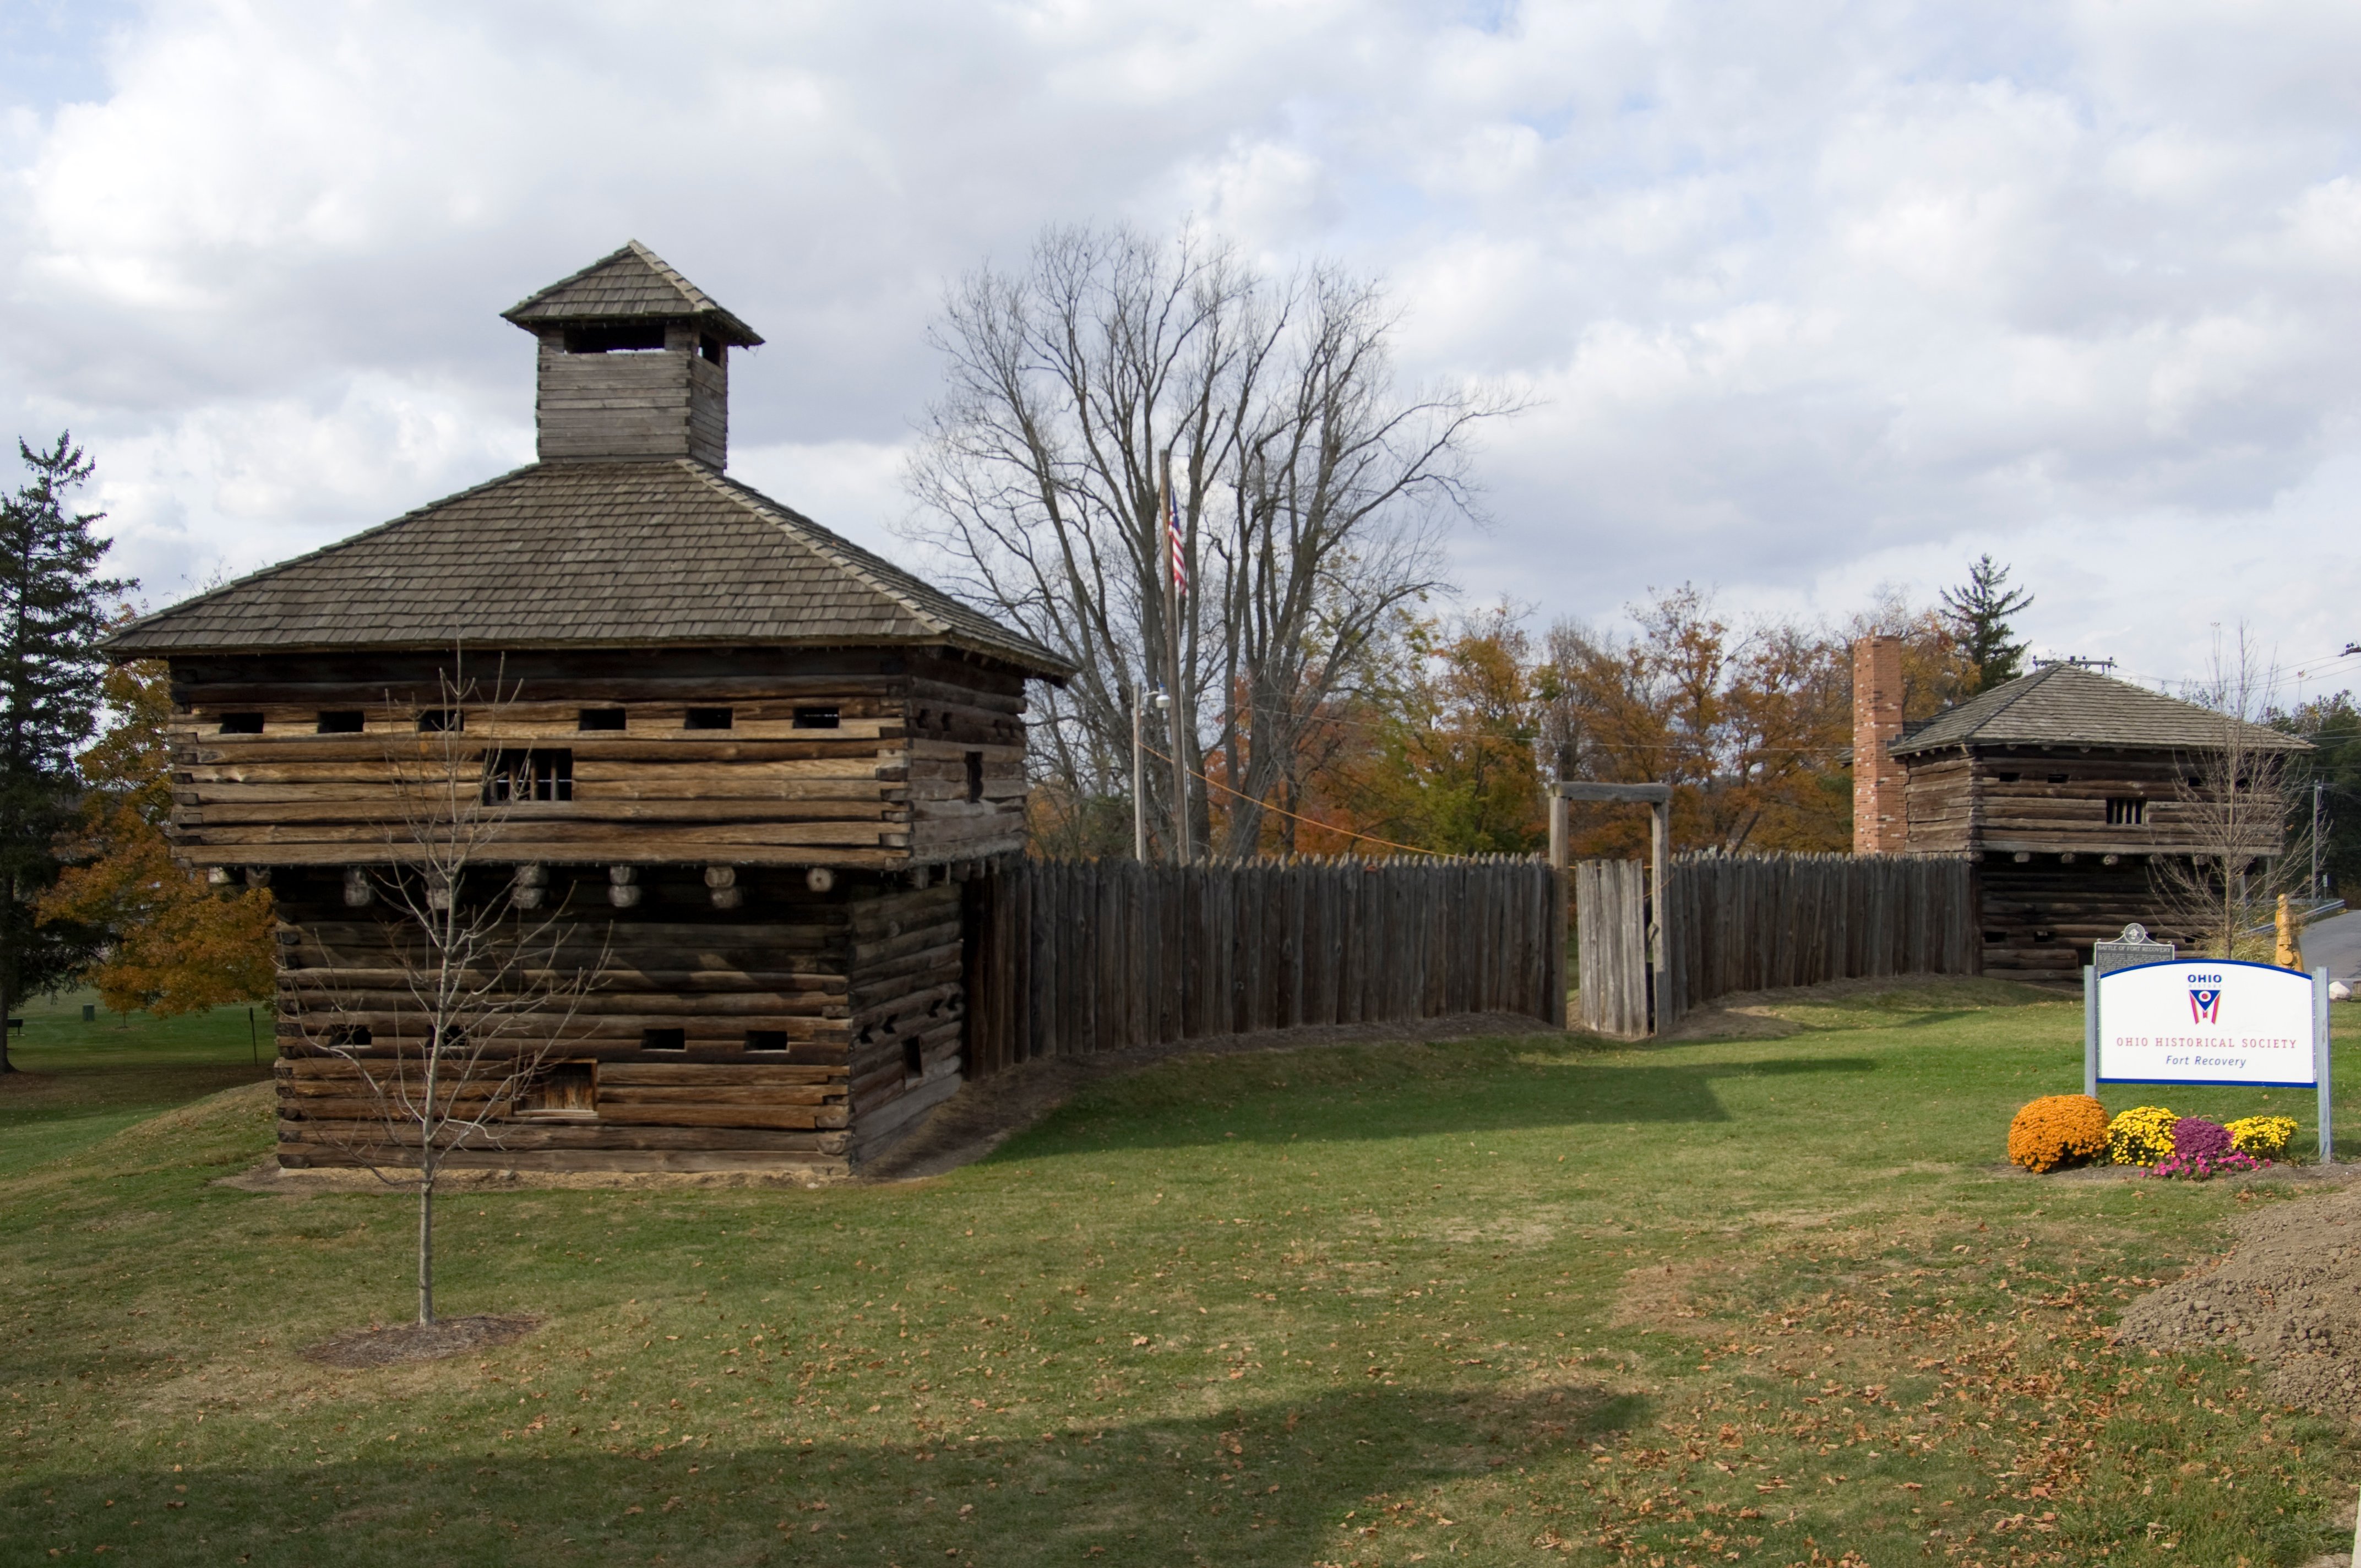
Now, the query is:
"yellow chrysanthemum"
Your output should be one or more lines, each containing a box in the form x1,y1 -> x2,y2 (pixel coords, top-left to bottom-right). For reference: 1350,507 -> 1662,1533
2108,1106 -> 2179,1167
2225,1115 -> 2298,1158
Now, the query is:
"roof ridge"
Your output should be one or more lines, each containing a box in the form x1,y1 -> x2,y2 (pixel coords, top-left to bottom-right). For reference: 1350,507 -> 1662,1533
1961,663 -> 2057,727
103,462 -> 543,650
499,242 -> 762,345
690,465 -> 947,635
621,240 -> 715,313
694,466 -> 1071,676
1892,660 -> 2306,755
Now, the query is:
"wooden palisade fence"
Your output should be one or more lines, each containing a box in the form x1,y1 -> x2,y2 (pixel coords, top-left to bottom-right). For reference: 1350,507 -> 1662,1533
964,856 -> 1565,1073
1577,852 -> 1979,1037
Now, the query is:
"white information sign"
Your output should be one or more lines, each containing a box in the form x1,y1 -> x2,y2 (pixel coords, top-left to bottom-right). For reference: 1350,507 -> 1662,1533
2096,960 -> 2318,1088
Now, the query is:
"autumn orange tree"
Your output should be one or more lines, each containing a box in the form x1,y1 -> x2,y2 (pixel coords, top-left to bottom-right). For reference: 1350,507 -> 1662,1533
39,657 -> 276,1015
1532,586 -> 1853,859
1319,606 -> 1547,856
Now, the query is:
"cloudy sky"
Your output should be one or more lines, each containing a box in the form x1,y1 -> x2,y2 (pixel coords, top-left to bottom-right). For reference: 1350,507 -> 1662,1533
4,0 -> 2358,696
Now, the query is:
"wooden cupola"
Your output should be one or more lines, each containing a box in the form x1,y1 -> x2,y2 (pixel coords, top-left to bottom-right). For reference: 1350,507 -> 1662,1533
501,240 -> 764,470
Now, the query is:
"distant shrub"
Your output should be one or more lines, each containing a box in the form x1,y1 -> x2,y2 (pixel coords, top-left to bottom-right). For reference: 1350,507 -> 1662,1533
2226,1115 -> 2298,1158
2108,1106 -> 2179,1168
2008,1095 -> 2110,1173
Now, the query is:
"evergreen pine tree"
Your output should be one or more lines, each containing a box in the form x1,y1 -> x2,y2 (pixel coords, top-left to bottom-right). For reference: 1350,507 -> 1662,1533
0,435 -> 130,1071
1940,555 -> 2033,695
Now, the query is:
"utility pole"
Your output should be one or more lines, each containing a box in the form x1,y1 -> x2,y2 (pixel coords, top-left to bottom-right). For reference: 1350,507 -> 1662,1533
1160,449 -> 1192,864
1131,684 -> 1146,862
2315,777 -> 2326,900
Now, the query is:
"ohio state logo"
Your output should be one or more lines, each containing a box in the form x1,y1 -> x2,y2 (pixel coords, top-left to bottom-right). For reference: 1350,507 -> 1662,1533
2189,986 -> 2223,1024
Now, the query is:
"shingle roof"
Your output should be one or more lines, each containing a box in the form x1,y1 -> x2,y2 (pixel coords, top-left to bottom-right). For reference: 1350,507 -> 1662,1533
501,241 -> 763,346
104,459 -> 1071,677
1892,664 -> 2306,755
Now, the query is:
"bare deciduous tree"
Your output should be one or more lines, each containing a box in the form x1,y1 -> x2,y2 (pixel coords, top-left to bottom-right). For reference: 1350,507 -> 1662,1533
291,663 -> 605,1325
2151,628 -> 2315,960
902,223 -> 1514,858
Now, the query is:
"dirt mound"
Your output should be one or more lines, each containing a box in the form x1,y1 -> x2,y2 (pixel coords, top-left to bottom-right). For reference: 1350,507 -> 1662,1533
301,1313 -> 540,1368
2117,1179 -> 2361,1424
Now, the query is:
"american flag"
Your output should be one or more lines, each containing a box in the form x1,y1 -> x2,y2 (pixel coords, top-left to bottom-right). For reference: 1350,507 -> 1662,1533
1164,481 -> 1189,596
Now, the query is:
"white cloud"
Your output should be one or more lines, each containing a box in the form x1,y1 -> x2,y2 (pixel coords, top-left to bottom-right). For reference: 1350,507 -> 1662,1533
0,0 -> 2354,691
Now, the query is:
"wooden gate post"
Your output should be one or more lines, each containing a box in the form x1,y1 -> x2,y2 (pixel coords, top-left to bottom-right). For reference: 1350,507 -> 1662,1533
1557,782 -> 1674,1034
1650,795 -> 1669,1032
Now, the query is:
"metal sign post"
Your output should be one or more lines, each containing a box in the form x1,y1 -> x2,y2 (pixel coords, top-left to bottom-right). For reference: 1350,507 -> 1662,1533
2083,964 -> 2098,1100
2317,965 -> 2334,1166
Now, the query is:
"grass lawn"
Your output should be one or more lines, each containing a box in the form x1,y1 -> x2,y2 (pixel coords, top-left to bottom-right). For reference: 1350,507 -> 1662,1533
0,988 -> 270,1179
2,978 -> 2354,1566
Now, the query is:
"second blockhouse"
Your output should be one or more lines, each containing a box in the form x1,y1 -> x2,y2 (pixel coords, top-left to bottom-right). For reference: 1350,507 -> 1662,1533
1852,637 -> 2308,975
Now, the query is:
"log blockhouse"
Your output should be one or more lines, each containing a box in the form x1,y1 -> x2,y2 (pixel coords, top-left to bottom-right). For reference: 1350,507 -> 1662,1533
1851,645 -> 2308,976
107,242 -> 1073,1180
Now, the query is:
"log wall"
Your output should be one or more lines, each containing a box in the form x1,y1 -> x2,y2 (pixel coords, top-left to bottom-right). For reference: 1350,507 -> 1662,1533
164,648 -> 1029,869
961,856 -> 1565,1073
269,864 -> 975,1180
1974,853 -> 2191,976
1901,745 -> 2284,857
1898,743 -> 2288,974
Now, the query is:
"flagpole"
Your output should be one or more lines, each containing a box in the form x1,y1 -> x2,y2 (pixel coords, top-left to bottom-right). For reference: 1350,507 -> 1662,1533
1161,449 -> 1192,864
1131,683 -> 1146,862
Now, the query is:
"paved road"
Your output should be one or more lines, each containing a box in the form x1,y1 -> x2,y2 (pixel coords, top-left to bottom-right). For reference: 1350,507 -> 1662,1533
2302,908 -> 2361,983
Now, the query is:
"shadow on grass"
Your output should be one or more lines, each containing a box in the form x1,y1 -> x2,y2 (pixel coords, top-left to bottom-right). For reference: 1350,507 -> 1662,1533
1005,1053 -> 1882,1158
0,1379 -> 1652,1567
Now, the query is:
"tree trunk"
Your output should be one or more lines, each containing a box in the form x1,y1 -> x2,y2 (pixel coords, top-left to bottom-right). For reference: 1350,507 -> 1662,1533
417,1176 -> 436,1326
0,873 -> 16,1075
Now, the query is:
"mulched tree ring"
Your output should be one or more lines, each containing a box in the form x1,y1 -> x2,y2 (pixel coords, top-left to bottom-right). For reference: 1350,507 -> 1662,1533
301,1314 -> 541,1368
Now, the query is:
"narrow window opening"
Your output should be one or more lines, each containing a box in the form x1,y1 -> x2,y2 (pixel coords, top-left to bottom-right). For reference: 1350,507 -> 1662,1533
2106,797 -> 2146,826
578,707 -> 627,732
964,750 -> 984,803
484,749 -> 575,803
219,712 -> 264,735
699,334 -> 722,365
746,1030 -> 788,1053
325,1025 -> 372,1048
793,706 -> 840,730
317,710 -> 365,734
418,709 -> 462,733
433,1026 -> 466,1053
2046,773 -> 2069,785
517,1060 -> 597,1118
562,323 -> 667,353
1981,930 -> 2008,944
902,1034 -> 925,1081
1993,771 -> 2020,783
684,707 -> 733,731
641,1027 -> 686,1053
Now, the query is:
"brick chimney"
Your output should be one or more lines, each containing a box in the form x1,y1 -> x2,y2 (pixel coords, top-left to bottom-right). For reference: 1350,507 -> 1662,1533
1852,635 -> 1908,854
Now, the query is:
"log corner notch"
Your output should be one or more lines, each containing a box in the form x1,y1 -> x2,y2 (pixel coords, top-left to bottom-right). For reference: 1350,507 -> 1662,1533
101,242 -> 1077,1183
1548,781 -> 1673,1036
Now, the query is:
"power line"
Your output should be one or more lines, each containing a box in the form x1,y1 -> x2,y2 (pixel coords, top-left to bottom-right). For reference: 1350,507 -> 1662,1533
1139,739 -> 1448,858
